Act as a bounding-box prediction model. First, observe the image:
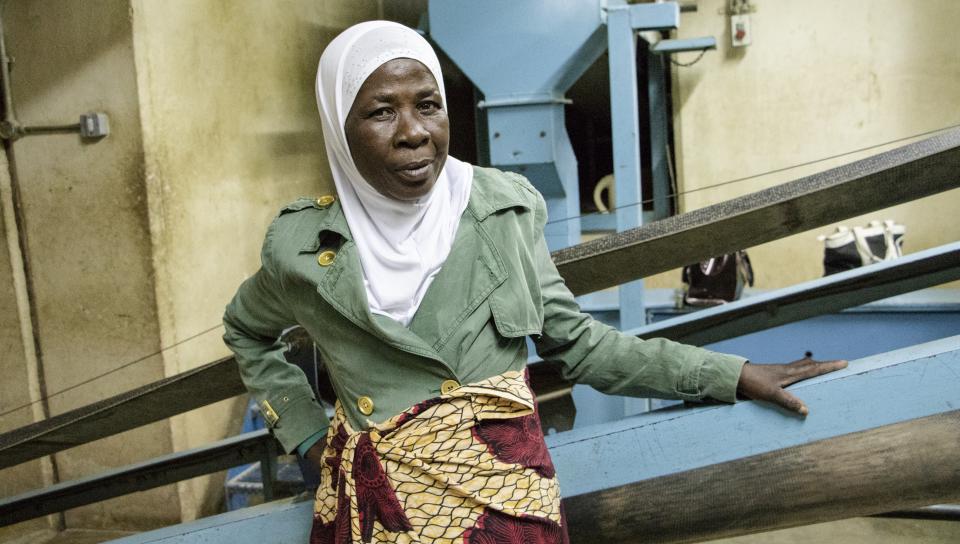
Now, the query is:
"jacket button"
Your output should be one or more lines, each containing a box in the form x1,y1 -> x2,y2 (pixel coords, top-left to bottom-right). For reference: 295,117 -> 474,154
316,195 -> 336,207
357,396 -> 374,415
441,379 -> 460,395
317,250 -> 337,266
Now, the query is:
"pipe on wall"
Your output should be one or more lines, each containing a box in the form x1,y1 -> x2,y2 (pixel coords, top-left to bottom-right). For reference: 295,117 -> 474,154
0,6 -> 63,531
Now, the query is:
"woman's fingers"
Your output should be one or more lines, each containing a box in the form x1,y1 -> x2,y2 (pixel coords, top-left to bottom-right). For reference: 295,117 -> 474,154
770,387 -> 808,416
738,359 -> 848,415
781,357 -> 849,386
813,359 -> 849,375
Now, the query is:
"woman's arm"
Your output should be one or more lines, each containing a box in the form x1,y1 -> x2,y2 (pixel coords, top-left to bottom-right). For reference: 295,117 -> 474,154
527,193 -> 845,410
223,222 -> 329,453
531,229 -> 745,403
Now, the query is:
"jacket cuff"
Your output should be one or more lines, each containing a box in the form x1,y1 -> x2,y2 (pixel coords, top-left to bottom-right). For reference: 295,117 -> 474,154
296,429 -> 328,457
258,385 -> 330,454
697,352 -> 748,403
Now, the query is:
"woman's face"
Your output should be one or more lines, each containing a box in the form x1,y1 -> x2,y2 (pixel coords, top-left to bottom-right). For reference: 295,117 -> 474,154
345,58 -> 450,201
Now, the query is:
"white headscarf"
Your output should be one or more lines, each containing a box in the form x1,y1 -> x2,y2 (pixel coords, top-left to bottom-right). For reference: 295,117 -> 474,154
316,21 -> 473,326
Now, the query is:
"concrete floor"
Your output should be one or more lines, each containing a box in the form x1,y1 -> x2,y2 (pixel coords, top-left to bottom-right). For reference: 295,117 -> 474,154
2,517 -> 958,543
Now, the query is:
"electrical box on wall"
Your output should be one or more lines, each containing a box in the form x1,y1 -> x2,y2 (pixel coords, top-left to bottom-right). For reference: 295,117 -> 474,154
80,112 -> 110,139
731,14 -> 751,47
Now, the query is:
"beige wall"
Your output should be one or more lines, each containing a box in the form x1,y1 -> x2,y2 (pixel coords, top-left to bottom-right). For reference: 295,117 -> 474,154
664,0 -> 960,289
0,152 -> 51,542
1,0 -> 384,533
129,0 -> 382,521
1,0 -> 179,532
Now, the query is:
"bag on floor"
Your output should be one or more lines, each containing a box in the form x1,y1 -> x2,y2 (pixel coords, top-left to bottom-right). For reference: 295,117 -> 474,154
682,250 -> 754,307
819,220 -> 905,276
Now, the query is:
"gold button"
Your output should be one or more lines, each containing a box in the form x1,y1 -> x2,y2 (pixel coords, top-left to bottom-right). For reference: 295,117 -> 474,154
260,400 -> 279,426
316,195 -> 336,207
317,250 -> 336,266
357,396 -> 374,415
441,379 -> 460,395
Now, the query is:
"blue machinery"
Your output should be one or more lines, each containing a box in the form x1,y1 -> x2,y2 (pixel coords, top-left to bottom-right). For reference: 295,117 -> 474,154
430,0 -> 716,420
430,0 -> 715,330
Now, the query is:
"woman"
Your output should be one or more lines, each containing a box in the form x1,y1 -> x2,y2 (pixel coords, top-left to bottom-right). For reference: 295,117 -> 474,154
223,20 -> 845,544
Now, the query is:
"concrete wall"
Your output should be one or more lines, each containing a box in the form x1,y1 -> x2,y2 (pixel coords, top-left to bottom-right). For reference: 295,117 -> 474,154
129,0 -> 381,520
669,0 -> 960,289
0,151 -> 52,542
1,0 -> 384,533
1,0 -> 179,532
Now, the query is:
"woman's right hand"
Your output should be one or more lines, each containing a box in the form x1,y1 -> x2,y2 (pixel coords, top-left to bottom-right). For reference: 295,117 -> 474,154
304,442 -> 326,473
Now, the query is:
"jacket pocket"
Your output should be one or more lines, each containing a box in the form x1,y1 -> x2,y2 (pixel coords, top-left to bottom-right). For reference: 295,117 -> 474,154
488,273 -> 544,338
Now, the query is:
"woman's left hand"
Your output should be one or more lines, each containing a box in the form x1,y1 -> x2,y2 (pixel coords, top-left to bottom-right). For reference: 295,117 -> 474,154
736,357 -> 848,416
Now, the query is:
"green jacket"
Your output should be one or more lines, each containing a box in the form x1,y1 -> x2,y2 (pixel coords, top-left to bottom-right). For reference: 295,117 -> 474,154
223,166 -> 746,454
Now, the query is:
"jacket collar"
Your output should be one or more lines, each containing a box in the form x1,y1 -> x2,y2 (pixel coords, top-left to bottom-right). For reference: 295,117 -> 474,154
466,166 -> 534,222
300,166 -> 533,251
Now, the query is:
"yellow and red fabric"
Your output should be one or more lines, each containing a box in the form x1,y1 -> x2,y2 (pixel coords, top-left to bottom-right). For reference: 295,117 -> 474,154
310,370 -> 568,543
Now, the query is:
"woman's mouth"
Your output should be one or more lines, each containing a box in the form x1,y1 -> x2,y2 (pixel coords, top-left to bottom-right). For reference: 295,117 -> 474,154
395,159 -> 433,182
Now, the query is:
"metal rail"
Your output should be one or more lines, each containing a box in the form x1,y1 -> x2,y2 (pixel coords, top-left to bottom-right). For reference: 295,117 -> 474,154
551,336 -> 960,541
626,241 -> 960,346
0,356 -> 246,469
0,430 -> 279,526
872,505 -> 960,522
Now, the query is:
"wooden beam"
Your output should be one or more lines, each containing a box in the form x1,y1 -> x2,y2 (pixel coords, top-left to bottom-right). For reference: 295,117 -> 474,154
0,356 -> 245,470
563,411 -> 960,543
872,505 -> 960,522
0,430 -> 278,527
552,335 -> 960,541
0,330 -> 336,471
554,128 -> 960,295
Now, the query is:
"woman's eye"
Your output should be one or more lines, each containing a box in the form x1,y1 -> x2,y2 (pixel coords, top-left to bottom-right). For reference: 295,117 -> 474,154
418,101 -> 440,114
370,108 -> 394,120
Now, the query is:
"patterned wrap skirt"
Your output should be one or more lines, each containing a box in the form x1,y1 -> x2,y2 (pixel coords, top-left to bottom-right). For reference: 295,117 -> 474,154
309,370 -> 569,543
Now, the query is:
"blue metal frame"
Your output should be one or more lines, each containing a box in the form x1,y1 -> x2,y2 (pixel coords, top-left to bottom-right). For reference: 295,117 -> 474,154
430,1 -> 695,331
549,335 -> 960,497
607,4 -> 645,332
429,0 -> 611,250
652,36 -> 717,54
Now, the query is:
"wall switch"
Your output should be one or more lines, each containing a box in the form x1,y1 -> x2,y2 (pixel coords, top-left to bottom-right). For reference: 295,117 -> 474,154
731,14 -> 751,47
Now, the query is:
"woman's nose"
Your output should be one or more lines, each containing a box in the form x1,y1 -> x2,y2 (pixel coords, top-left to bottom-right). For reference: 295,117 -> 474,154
394,109 -> 429,148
